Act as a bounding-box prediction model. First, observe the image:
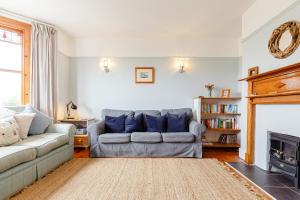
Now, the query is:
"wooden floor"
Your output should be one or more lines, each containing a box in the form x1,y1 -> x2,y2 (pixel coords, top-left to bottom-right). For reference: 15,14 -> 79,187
203,148 -> 240,162
74,147 -> 240,162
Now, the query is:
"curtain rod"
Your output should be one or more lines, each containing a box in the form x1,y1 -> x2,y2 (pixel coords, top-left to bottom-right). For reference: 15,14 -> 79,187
0,8 -> 56,28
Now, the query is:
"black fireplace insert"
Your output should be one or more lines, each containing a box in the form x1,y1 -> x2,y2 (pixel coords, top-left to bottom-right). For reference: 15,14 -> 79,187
269,131 -> 300,189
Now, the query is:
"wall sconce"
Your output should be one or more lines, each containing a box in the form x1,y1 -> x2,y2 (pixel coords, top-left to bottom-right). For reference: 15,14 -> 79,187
103,58 -> 110,73
178,59 -> 185,73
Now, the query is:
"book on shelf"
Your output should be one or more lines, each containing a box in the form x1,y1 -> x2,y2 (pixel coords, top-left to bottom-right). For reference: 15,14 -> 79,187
218,134 -> 237,144
201,117 -> 238,129
201,103 -> 238,114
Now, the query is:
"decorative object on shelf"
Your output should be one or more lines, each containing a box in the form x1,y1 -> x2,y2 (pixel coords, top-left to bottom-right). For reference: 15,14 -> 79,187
205,83 -> 214,97
103,58 -> 110,73
268,21 -> 300,59
221,89 -> 231,97
248,66 -> 259,77
135,66 -> 155,83
178,59 -> 185,73
66,101 -> 77,119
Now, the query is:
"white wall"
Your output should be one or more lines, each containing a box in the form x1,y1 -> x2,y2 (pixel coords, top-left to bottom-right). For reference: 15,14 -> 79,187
242,0 -> 298,40
72,36 -> 239,58
57,29 -> 73,57
69,57 -> 240,119
56,52 -> 71,119
240,2 -> 300,169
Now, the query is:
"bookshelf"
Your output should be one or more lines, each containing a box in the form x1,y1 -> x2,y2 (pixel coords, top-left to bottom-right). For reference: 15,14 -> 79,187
194,96 -> 241,149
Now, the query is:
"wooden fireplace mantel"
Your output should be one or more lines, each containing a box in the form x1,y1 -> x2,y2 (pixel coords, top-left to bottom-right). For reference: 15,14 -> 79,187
239,62 -> 300,164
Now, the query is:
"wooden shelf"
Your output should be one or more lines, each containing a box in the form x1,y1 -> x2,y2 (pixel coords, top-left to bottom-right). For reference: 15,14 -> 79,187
202,112 -> 241,116
206,128 -> 241,133
196,96 -> 241,100
203,142 -> 240,148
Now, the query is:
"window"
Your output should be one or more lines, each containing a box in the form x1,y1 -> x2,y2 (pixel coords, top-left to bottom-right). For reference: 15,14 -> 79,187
0,16 -> 31,106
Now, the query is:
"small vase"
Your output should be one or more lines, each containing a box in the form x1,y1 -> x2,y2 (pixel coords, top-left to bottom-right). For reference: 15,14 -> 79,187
208,90 -> 212,97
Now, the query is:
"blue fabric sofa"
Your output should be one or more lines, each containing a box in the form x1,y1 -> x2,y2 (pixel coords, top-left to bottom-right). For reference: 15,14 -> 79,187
0,106 -> 75,200
88,108 -> 205,158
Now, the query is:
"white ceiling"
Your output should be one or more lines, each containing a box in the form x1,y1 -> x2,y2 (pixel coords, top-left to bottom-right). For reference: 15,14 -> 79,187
0,0 -> 255,39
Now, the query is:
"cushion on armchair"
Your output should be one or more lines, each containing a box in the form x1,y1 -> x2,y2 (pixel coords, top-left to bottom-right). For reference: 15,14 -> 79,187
105,115 -> 125,133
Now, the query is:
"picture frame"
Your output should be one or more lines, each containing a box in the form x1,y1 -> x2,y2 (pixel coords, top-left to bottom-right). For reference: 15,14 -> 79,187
248,66 -> 259,77
221,89 -> 231,98
135,66 -> 155,83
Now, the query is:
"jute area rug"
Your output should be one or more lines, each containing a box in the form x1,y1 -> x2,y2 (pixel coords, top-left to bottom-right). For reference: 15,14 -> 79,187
12,158 -> 271,200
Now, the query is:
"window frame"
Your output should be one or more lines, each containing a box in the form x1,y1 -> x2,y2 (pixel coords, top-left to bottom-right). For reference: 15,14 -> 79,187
0,16 -> 31,105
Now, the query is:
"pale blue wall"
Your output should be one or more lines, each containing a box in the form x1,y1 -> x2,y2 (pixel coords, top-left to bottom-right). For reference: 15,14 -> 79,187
69,57 -> 240,118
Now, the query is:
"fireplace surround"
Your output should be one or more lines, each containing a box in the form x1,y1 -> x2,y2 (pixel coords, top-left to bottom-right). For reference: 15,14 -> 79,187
269,131 -> 300,189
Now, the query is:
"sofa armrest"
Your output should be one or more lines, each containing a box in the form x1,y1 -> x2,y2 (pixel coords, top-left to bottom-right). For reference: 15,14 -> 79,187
87,120 -> 105,146
46,123 -> 76,145
189,120 -> 206,140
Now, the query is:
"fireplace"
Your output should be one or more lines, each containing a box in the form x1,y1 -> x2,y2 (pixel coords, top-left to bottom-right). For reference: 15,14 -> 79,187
269,131 -> 300,188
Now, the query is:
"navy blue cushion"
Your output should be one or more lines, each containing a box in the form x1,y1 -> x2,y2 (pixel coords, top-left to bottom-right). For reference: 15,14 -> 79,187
145,114 -> 166,132
105,115 -> 125,133
125,113 -> 144,133
167,112 -> 187,132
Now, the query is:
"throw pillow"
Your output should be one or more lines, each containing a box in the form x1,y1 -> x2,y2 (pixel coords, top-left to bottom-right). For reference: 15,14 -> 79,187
167,112 -> 188,132
125,113 -> 144,133
0,108 -> 16,119
145,114 -> 166,132
105,115 -> 125,133
0,117 -> 21,146
23,106 -> 52,135
14,113 -> 36,139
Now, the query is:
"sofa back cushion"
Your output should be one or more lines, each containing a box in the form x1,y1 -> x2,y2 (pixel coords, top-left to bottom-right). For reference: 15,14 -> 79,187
23,106 -> 52,135
161,108 -> 193,122
145,114 -> 166,132
167,112 -> 188,132
125,113 -> 144,133
105,115 -> 126,133
0,108 -> 17,119
102,109 -> 134,119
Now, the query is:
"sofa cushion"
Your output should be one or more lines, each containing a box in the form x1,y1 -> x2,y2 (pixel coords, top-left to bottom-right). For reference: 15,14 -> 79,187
167,112 -> 188,132
23,106 -> 52,135
145,115 -> 166,132
125,113 -> 144,133
14,113 -> 36,139
101,109 -> 134,119
13,133 -> 69,157
105,115 -> 125,133
161,108 -> 193,122
131,132 -> 162,143
162,132 -> 195,143
135,110 -> 161,128
0,117 -> 21,147
99,133 -> 131,144
0,146 -> 36,173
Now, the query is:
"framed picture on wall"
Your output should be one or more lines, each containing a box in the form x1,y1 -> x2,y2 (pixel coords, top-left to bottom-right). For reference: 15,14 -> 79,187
135,66 -> 155,83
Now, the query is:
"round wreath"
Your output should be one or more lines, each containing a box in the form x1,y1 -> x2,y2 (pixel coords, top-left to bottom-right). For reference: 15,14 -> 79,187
268,21 -> 300,59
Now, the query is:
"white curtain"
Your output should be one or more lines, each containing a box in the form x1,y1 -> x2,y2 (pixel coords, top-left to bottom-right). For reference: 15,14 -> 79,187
30,23 -> 57,119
